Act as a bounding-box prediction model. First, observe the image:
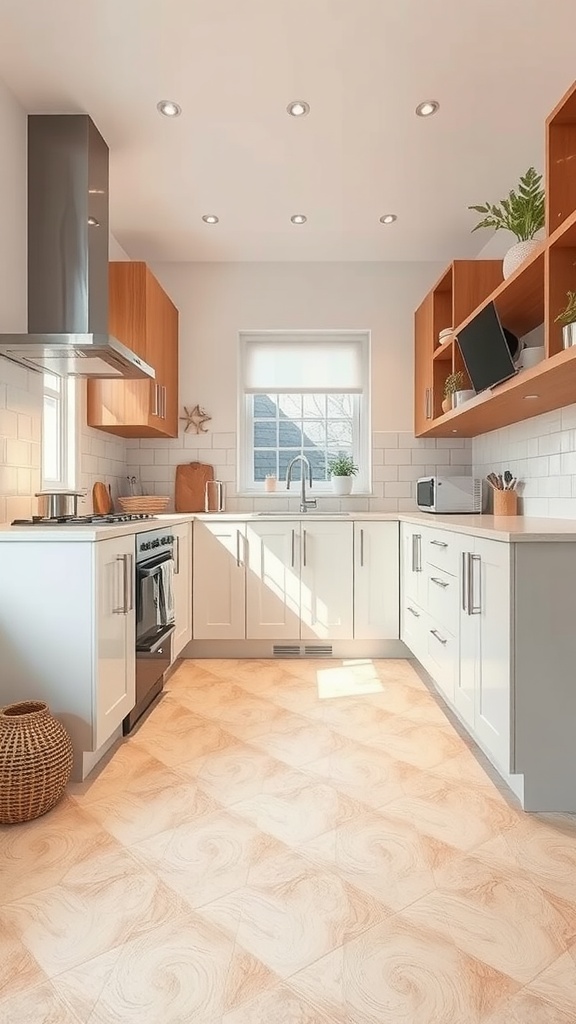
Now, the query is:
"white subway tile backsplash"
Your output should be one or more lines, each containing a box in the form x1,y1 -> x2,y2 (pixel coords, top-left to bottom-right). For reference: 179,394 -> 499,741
6,438 -> 30,466
385,448 -> 411,465
212,432 -> 236,448
373,464 -> 399,483
0,409 -> 18,437
373,431 -> 398,449
384,481 -> 413,499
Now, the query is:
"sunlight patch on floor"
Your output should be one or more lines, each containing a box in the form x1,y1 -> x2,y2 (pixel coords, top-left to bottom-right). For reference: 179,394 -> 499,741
316,659 -> 384,699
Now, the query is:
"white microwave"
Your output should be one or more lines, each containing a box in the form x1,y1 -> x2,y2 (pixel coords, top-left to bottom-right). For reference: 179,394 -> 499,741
417,476 -> 482,513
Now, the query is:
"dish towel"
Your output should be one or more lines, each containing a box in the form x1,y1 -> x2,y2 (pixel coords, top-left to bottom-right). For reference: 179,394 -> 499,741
158,560 -> 175,625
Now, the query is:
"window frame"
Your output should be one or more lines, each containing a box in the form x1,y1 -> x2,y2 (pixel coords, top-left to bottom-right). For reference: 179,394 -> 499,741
237,330 -> 371,496
41,375 -> 79,490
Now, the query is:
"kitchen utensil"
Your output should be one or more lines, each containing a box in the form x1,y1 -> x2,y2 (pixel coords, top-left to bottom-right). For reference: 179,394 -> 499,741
92,482 -> 113,515
487,473 -> 501,490
127,475 -> 139,496
35,491 -> 83,518
504,471 -> 513,489
204,480 -> 225,513
175,462 -> 215,513
496,474 -> 504,491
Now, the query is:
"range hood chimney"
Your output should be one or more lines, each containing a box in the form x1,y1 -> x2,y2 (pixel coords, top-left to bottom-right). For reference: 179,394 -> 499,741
0,114 -> 154,379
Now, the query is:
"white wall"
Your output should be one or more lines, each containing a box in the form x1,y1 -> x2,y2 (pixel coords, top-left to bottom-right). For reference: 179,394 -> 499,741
126,261 -> 471,512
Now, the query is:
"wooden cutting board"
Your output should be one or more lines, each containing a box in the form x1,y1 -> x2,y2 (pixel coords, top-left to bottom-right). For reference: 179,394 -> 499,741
92,481 -> 113,515
175,462 -> 215,512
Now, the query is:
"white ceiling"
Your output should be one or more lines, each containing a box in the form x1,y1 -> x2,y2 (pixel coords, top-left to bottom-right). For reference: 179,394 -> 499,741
0,0 -> 575,263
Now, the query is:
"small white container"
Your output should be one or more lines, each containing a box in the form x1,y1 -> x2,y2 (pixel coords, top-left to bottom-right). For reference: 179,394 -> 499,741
453,389 -> 475,408
519,346 -> 545,369
331,475 -> 353,496
563,324 -> 576,349
264,475 -> 277,493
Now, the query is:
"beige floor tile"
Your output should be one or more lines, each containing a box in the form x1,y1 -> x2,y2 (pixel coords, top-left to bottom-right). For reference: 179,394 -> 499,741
222,982 -> 340,1024
483,987 -> 576,1023
68,740 -> 177,805
528,942 -> 576,1017
231,764 -> 366,845
242,710 -> 344,766
131,808 -> 287,909
476,813 -> 576,906
131,697 -> 237,767
197,847 -> 391,978
290,913 -> 519,1024
0,980 -> 83,1024
2,843 -> 187,977
366,717 -> 466,768
182,741 -> 295,806
0,927 -> 47,1004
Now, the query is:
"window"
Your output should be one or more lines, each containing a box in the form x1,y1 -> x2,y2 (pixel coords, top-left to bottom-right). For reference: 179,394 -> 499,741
42,374 -> 78,489
239,331 -> 370,493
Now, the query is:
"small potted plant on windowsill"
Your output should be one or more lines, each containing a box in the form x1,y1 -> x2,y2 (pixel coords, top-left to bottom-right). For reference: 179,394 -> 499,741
469,166 -> 545,280
328,453 -> 358,495
555,291 -> 576,349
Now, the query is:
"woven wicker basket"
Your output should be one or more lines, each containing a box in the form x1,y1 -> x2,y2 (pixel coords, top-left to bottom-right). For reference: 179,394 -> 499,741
117,495 -> 170,514
0,701 -> 73,824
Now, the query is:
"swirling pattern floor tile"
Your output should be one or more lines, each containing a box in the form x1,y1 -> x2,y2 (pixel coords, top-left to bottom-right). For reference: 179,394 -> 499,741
4,656 -> 576,1021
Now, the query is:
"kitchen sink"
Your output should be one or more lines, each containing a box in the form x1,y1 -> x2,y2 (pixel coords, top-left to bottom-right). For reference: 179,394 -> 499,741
255,511 -> 351,517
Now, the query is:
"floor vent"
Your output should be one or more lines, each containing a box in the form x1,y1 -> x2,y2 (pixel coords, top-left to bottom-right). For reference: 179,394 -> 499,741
273,645 -> 302,658
304,645 -> 333,658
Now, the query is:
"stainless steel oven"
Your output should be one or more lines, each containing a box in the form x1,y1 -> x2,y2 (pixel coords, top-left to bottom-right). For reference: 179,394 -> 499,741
123,528 -> 175,734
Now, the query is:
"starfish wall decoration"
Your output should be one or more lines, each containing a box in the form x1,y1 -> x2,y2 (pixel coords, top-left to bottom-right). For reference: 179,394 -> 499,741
180,404 -> 212,434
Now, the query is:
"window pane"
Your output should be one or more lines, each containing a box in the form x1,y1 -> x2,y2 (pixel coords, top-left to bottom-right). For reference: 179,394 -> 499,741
302,420 -> 326,447
253,450 -> 278,481
302,394 -> 326,418
42,395 -> 60,481
253,394 -> 276,418
278,394 -> 302,419
279,450 -> 302,480
279,419 -> 303,448
303,448 -> 327,481
327,420 -> 353,446
327,394 -> 352,417
254,421 -> 277,447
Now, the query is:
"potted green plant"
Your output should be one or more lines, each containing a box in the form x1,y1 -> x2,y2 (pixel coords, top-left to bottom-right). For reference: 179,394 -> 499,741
555,291 -> 576,349
469,167 -> 545,280
328,452 -> 358,495
443,370 -> 473,413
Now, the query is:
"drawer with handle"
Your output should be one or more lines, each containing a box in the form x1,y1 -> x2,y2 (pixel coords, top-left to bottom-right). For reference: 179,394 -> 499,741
401,596 -> 427,663
426,565 -> 459,635
425,617 -> 457,704
424,528 -> 459,576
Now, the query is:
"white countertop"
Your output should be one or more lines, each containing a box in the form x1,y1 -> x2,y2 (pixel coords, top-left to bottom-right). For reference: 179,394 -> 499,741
1,510 -> 576,542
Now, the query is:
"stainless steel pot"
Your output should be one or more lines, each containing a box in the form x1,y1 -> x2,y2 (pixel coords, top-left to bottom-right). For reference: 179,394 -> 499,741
35,491 -> 83,518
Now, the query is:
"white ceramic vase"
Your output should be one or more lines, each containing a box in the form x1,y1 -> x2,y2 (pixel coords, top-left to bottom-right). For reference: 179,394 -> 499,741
563,323 -> 576,349
331,475 -> 353,496
503,239 -> 540,280
453,389 -> 475,408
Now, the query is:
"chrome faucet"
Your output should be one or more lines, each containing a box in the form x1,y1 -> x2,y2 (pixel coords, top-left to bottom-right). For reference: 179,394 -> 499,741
286,454 -> 317,513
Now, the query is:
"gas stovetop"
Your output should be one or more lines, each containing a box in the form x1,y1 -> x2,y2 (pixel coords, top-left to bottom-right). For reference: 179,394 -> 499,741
11,513 -> 156,526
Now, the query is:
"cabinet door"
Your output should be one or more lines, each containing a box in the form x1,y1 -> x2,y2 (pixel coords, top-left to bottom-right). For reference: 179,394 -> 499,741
414,293 -> 434,436
94,535 -> 136,749
354,522 -> 399,640
474,538 -> 512,769
401,524 -> 425,606
300,522 -> 353,640
172,522 -> 192,658
455,547 -> 477,729
193,521 -> 246,640
246,521 -> 301,640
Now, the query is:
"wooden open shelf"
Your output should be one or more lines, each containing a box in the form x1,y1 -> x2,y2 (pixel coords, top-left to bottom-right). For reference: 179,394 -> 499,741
414,78 -> 576,440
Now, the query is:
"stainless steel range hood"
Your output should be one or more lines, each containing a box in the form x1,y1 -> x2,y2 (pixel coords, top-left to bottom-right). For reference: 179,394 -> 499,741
0,115 -> 154,380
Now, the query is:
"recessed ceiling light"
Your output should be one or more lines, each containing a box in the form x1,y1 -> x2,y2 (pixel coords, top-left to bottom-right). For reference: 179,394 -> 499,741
87,216 -> 99,226
452,429 -> 458,433
524,394 -> 540,400
287,100 -> 310,118
291,214 -> 307,225
202,215 -> 219,224
379,214 -> 397,225
157,100 -> 182,118
415,100 -> 439,118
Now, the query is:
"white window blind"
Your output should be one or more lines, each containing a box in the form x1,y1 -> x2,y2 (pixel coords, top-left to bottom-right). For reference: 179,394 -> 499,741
241,332 -> 366,393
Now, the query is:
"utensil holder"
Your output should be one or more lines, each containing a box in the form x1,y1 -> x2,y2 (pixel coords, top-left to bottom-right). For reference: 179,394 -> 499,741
205,480 -> 225,513
493,490 -> 518,516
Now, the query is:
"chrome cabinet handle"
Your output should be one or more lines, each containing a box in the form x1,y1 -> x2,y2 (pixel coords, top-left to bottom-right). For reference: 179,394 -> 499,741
461,551 -> 468,613
430,539 -> 448,548
425,388 -> 431,420
430,628 -> 447,646
174,534 -> 180,575
469,553 -> 481,614
162,385 -> 167,419
127,553 -> 134,612
417,534 -> 422,572
303,529 -> 307,567
152,383 -> 159,417
291,528 -> 295,568
360,528 -> 365,567
115,553 -> 132,614
430,576 -> 449,589
236,529 -> 242,568
411,533 -> 417,572
407,606 -> 420,618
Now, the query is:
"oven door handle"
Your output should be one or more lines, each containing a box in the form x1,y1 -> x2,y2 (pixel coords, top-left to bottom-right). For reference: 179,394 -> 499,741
137,625 -> 175,656
138,552 -> 173,576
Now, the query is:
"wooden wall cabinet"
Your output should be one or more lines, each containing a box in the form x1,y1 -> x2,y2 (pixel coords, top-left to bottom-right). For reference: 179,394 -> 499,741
87,262 -> 179,438
414,80 -> 576,439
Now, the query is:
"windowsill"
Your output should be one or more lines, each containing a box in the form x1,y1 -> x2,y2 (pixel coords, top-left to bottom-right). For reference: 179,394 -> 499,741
237,490 -> 374,499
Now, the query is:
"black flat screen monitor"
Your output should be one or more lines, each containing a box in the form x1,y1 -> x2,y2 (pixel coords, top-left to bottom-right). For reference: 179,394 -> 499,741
456,302 -> 517,394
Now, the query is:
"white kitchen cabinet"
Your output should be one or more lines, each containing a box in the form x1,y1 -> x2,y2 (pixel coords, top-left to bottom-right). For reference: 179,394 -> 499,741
354,521 -> 399,640
246,521 -> 301,640
94,535 -> 136,750
300,521 -> 354,640
193,520 -> 246,640
401,522 -> 426,607
172,521 -> 192,658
